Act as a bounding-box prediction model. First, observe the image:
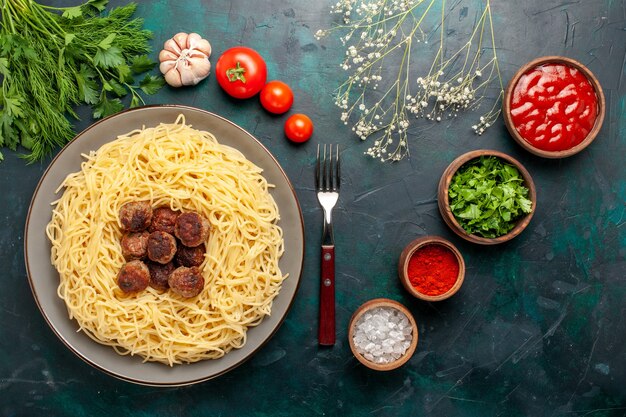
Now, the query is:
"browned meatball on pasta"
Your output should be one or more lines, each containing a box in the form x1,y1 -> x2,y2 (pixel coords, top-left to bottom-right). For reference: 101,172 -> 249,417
147,231 -> 177,264
149,207 -> 179,234
147,261 -> 175,291
120,231 -> 149,260
168,266 -> 205,298
119,201 -> 152,232
175,243 -> 206,267
117,260 -> 150,293
175,212 -> 210,247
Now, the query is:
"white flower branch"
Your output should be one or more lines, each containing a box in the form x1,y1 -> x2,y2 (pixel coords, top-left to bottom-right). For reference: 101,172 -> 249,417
316,0 -> 504,162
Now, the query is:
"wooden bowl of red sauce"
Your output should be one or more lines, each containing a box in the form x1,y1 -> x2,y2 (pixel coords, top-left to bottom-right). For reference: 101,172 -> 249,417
398,236 -> 465,301
503,56 -> 605,158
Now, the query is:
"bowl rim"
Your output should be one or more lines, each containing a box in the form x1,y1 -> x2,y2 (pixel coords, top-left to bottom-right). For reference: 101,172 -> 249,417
502,55 -> 606,158
397,236 -> 465,301
347,298 -> 418,371
437,149 -> 536,245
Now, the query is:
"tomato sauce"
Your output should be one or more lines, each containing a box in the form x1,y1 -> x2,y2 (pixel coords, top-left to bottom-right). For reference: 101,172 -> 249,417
509,63 -> 598,152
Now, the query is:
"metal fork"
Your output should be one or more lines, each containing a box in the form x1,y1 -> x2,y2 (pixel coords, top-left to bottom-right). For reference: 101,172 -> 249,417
316,144 -> 340,346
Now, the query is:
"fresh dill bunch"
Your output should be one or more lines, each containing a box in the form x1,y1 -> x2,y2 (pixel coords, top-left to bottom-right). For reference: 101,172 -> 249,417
0,0 -> 164,163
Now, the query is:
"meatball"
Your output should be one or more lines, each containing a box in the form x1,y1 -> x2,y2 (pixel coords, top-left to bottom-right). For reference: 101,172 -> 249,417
119,201 -> 152,232
120,231 -> 149,260
147,231 -> 177,264
117,260 -> 150,293
174,212 -> 210,247
147,261 -> 175,291
175,243 -> 206,267
168,266 -> 205,298
149,207 -> 179,234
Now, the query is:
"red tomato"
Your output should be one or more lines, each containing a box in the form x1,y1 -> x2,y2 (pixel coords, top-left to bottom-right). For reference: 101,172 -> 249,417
284,114 -> 314,143
260,81 -> 294,114
215,47 -> 267,99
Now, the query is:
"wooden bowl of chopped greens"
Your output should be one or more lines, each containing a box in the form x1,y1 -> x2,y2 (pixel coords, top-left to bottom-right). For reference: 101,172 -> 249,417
437,150 -> 536,245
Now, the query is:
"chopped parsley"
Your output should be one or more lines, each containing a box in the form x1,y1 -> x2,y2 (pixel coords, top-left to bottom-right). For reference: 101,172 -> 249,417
448,156 -> 533,238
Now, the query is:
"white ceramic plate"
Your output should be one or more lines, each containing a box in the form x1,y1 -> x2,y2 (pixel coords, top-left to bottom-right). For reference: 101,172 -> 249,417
24,105 -> 304,386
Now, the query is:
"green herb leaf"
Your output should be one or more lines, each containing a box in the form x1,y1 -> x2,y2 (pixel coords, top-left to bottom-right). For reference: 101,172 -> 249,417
20,131 -> 34,150
13,40 -> 37,61
0,111 -> 18,150
116,64 -> 134,83
130,55 -> 156,74
0,58 -> 9,77
98,33 -> 116,50
94,46 -> 124,68
0,36 -> 13,56
139,74 -> 165,95
458,204 -> 481,220
75,65 -> 99,104
519,196 -> 533,213
108,79 -> 128,97
86,0 -> 109,12
62,6 -> 83,20
64,33 -> 76,46
4,96 -> 24,118
129,94 -> 141,108
93,95 -> 124,119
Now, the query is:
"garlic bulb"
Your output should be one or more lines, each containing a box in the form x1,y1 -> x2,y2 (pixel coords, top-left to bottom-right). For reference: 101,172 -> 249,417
159,33 -> 212,87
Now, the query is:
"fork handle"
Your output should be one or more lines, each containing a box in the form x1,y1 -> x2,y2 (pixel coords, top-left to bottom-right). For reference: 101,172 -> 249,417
319,245 -> 335,345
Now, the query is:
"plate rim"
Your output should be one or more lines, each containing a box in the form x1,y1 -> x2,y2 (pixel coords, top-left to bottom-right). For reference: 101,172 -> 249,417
23,104 -> 305,386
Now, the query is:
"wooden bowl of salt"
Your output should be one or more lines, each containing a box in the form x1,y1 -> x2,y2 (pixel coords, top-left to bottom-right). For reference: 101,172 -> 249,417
348,298 -> 418,371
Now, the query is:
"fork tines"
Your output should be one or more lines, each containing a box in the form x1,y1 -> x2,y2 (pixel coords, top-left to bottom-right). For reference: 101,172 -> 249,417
316,144 -> 340,192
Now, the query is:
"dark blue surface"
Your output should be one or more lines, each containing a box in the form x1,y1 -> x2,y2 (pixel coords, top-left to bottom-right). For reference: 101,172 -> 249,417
0,0 -> 625,416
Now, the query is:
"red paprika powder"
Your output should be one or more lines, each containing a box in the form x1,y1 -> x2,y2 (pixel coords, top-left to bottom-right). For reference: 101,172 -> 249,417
407,244 -> 459,296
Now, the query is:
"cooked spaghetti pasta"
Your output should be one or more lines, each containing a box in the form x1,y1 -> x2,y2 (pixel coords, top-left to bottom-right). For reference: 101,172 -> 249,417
46,115 -> 286,365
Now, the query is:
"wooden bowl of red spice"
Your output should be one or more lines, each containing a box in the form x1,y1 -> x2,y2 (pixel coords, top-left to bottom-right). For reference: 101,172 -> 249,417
503,56 -> 605,158
398,236 -> 465,301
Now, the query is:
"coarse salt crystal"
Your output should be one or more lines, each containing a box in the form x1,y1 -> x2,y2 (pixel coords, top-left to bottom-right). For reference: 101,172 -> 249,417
352,306 -> 413,364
